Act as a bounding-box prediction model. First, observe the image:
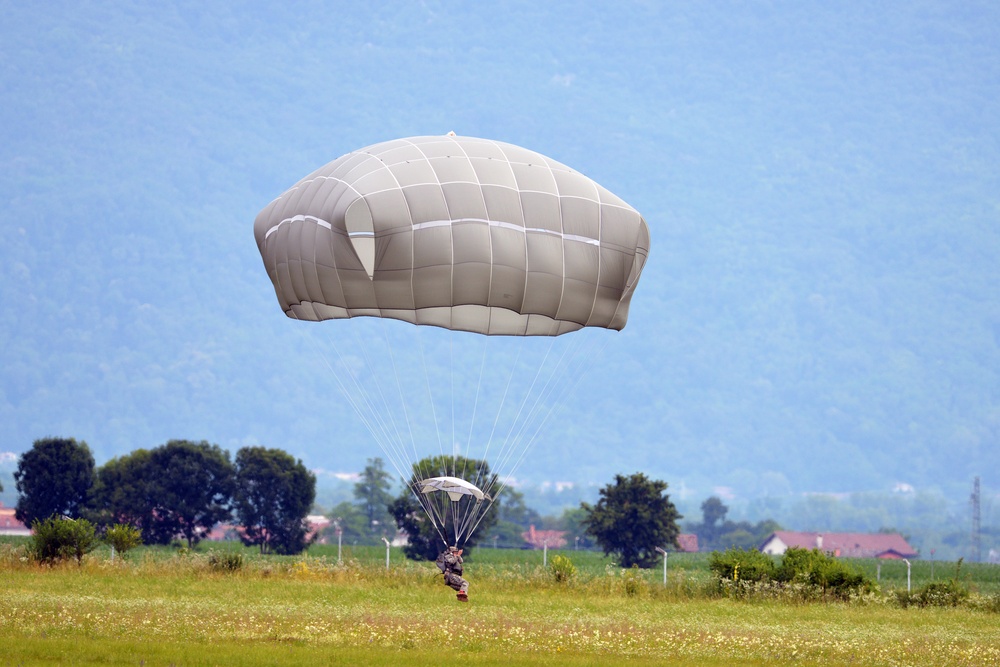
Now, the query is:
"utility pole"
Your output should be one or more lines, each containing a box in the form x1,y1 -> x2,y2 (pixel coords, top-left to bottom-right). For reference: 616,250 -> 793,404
971,476 -> 981,563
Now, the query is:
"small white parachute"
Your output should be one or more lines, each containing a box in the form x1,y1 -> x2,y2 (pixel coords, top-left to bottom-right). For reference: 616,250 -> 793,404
419,476 -> 492,503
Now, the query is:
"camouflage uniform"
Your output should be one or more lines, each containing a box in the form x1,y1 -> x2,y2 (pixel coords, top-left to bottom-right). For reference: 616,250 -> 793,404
439,548 -> 469,595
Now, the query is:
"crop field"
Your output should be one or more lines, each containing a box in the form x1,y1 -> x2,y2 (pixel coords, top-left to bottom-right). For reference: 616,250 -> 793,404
2,540 -> 1000,666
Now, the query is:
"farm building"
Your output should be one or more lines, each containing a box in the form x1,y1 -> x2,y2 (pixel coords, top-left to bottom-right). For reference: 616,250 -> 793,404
760,531 -> 917,559
676,534 -> 699,553
0,504 -> 30,536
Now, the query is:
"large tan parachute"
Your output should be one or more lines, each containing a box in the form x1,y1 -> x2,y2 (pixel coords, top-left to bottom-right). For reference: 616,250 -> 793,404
254,134 -> 650,336
254,134 -> 651,546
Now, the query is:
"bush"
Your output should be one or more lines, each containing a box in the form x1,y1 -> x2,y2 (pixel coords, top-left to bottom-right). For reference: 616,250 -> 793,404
774,548 -> 873,600
897,559 -> 970,608
709,547 -> 873,601
550,554 -> 577,583
709,547 -> 777,582
622,565 -> 646,597
30,516 -> 98,565
103,524 -> 142,559
208,550 -> 245,573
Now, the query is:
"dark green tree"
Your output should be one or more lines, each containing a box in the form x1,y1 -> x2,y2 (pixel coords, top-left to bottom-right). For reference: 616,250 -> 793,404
92,449 -> 157,538
389,454 -> 498,560
30,516 -> 99,565
581,472 -> 682,568
145,440 -> 235,548
353,457 -> 395,542
233,446 -> 316,555
14,437 -> 96,525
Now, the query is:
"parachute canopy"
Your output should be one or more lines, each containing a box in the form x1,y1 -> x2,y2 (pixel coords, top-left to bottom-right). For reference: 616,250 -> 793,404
418,476 -> 491,503
254,134 -> 650,336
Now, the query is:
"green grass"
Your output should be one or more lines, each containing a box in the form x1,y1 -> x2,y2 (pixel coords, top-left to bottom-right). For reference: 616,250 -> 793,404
2,541 -> 1000,666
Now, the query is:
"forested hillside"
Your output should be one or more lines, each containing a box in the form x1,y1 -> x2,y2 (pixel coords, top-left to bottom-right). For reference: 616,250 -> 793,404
2,2 -> 999,513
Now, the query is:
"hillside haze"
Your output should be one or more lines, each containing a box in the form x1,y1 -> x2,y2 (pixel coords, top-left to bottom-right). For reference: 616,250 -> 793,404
2,2 -> 999,506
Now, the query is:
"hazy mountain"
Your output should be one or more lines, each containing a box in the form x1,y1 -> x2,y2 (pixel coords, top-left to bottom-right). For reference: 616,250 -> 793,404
2,2 -> 998,508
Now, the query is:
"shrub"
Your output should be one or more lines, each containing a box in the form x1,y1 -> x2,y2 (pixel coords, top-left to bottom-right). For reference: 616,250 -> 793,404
774,548 -> 873,600
622,565 -> 645,597
709,548 -> 777,582
709,547 -> 873,601
897,559 -> 970,608
103,524 -> 142,559
30,516 -> 98,565
550,554 -> 577,583
207,550 -> 245,573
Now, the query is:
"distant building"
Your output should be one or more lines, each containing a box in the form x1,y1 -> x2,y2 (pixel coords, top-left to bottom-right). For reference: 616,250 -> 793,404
522,525 -> 567,549
759,531 -> 917,559
675,533 -> 699,553
205,515 -> 333,543
0,504 -> 30,536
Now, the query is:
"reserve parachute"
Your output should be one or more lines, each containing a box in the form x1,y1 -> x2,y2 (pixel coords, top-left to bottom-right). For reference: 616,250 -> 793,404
254,134 -> 650,547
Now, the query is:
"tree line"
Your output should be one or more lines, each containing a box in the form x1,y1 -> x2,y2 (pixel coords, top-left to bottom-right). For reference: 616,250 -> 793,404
12,436 -> 783,568
13,437 -> 316,554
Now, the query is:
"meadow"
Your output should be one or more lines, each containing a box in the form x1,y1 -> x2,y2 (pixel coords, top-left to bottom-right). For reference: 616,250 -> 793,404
2,539 -> 1000,666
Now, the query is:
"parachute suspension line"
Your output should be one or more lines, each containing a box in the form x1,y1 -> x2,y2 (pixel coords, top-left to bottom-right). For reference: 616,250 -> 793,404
377,319 -> 423,477
304,329 -> 408,480
415,325 -> 447,466
478,332 -> 610,508
474,334 -> 564,502
308,326 -> 448,549
306,328 -> 442,547
449,329 -> 456,473
456,498 -> 487,544
490,336 -> 570,489
411,482 -> 451,547
486,333 -> 613,508
347,325 -> 415,484
451,332 -> 499,538
495,334 -> 599,488
461,333 -> 491,482
468,339 -> 526,500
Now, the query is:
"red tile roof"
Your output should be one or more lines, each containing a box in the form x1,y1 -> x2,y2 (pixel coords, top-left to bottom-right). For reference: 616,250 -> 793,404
0,507 -> 30,535
676,533 -> 699,553
522,525 -> 567,549
762,531 -> 917,559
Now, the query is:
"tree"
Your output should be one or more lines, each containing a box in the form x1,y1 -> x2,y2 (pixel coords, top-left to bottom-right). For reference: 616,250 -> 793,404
145,440 -> 235,548
29,516 -> 99,565
103,523 -> 143,559
389,454 -> 498,560
581,472 -> 682,568
557,506 -> 595,550
496,487 -> 541,527
92,449 -> 158,538
688,495 -> 781,551
353,457 -> 395,542
14,437 -> 96,525
325,501 -> 369,545
489,487 -> 542,548
689,495 -> 728,550
233,446 -> 316,555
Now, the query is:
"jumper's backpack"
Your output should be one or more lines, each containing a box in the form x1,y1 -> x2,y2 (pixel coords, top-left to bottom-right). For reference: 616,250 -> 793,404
435,551 -> 449,574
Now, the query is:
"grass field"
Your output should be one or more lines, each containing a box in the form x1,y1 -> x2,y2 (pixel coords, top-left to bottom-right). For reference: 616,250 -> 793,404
2,540 -> 999,666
